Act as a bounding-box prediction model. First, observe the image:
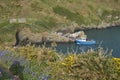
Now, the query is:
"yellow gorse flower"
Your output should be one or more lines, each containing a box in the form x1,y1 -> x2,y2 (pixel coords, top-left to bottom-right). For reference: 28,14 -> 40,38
112,58 -> 120,72
62,54 -> 75,67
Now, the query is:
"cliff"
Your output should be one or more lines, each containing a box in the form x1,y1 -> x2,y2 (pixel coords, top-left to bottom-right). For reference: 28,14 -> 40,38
0,0 -> 120,43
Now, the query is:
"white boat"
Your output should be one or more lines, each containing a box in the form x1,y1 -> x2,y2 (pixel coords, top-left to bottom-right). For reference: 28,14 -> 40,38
75,39 -> 96,45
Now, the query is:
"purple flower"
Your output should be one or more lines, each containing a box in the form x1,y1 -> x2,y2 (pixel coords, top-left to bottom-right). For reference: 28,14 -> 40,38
0,50 -> 8,56
43,76 -> 49,80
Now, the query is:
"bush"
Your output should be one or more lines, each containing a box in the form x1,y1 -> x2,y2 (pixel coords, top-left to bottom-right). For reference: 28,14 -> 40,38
0,45 -> 120,80
49,49 -> 119,80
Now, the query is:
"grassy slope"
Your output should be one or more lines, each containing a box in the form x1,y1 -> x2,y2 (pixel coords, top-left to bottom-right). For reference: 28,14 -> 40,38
0,0 -> 120,43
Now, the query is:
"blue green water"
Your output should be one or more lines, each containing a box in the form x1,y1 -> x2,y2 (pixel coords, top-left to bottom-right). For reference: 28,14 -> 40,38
85,26 -> 120,58
44,26 -> 120,58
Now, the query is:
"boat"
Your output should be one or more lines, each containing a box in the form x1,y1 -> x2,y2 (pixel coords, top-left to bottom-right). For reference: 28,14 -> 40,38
75,39 -> 96,45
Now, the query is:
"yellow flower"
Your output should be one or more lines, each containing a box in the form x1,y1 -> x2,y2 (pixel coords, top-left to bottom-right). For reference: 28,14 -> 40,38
61,54 -> 76,67
61,62 -> 67,66
112,58 -> 120,72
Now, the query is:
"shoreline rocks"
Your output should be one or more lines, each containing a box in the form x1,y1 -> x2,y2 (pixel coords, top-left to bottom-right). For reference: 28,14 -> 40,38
14,28 -> 87,46
81,19 -> 120,30
41,31 -> 87,43
14,19 -> 120,46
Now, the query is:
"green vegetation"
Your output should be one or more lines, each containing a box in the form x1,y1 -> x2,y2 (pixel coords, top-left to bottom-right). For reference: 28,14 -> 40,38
0,45 -> 120,80
53,6 -> 85,24
0,0 -> 120,43
0,1 -> 120,79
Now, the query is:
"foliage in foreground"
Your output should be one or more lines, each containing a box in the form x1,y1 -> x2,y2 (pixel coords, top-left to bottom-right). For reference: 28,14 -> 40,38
0,45 -> 120,80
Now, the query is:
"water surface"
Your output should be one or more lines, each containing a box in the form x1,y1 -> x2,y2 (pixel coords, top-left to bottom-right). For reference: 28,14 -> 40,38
85,26 -> 120,57
43,26 -> 120,58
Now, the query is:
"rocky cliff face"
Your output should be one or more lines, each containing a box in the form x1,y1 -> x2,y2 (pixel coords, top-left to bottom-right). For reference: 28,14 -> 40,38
15,28 -> 42,46
15,28 -> 87,46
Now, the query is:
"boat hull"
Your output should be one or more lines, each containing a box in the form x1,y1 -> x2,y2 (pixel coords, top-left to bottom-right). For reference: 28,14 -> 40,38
76,39 -> 96,45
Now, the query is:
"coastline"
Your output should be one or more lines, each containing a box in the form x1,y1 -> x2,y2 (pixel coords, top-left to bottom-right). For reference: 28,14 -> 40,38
13,20 -> 120,46
81,20 -> 120,30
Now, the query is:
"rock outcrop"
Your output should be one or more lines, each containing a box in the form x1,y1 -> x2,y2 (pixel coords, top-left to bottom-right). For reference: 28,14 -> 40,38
15,28 -> 42,46
14,28 -> 87,46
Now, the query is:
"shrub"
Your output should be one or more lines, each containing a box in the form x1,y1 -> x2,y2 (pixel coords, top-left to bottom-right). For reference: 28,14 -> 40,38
0,45 -> 120,80
49,49 -> 119,80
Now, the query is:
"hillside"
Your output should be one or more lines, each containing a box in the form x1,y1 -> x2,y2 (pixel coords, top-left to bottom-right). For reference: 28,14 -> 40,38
0,0 -> 120,43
